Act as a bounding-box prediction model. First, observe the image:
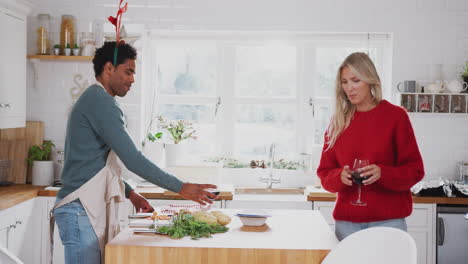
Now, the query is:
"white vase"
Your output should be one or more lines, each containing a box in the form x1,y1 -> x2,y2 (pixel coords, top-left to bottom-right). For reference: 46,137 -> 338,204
143,142 -> 165,166
64,48 -> 71,56
32,160 -> 54,186
165,143 -> 186,167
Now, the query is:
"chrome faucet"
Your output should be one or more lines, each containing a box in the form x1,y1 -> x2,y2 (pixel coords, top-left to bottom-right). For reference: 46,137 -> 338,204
259,143 -> 281,188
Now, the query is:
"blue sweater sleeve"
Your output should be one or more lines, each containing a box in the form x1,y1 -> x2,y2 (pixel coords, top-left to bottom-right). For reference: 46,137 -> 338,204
85,92 -> 184,193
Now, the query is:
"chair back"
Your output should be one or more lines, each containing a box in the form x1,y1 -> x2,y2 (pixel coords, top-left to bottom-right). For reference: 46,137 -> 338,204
321,227 -> 417,264
0,245 -> 24,264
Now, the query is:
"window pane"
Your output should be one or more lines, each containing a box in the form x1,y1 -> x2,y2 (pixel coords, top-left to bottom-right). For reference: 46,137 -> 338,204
234,104 -> 296,158
315,47 -> 370,98
154,43 -> 217,96
157,104 -> 215,156
313,104 -> 332,145
235,45 -> 296,97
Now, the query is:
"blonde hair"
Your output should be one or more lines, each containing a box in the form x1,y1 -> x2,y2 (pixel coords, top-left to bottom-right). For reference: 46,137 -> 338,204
326,52 -> 382,149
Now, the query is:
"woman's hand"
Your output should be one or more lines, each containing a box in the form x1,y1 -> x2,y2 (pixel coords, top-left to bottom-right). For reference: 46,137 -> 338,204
341,165 -> 353,186
360,164 -> 381,185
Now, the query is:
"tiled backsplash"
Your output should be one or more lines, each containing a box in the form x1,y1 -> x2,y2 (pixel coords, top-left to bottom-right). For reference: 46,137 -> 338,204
26,0 -> 468,182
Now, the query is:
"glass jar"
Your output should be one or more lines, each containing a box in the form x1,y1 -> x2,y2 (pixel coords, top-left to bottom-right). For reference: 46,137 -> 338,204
80,32 -> 96,56
36,14 -> 51,54
60,15 -> 76,53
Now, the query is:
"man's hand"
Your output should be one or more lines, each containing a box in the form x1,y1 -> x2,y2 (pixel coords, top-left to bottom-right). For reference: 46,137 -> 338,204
128,190 -> 154,213
178,183 -> 218,205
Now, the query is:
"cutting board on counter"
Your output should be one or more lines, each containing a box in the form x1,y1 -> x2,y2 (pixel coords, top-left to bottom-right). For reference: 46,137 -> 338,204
0,140 -> 29,184
0,121 -> 44,183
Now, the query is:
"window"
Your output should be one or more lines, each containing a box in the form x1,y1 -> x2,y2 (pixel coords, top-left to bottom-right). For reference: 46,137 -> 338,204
145,32 -> 391,163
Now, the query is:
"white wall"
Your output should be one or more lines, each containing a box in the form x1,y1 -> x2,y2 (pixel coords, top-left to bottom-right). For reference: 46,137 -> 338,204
26,0 -> 468,181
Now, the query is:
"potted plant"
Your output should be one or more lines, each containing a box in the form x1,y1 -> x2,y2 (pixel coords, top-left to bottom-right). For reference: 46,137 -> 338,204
157,115 -> 197,166
72,43 -> 80,56
462,61 -> 468,86
53,44 -> 60,55
28,140 -> 55,186
64,43 -> 71,56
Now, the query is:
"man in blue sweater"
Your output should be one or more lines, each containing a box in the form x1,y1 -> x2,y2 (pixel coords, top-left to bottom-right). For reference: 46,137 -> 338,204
54,41 -> 217,263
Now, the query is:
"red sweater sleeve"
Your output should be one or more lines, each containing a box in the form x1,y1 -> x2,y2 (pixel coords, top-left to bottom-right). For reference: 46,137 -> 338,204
317,134 -> 349,193
377,112 -> 424,191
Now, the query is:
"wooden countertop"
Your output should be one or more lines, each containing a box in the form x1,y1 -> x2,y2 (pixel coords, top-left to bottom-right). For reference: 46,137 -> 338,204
307,189 -> 468,205
0,184 -> 233,211
0,184 -> 45,210
105,209 -> 338,264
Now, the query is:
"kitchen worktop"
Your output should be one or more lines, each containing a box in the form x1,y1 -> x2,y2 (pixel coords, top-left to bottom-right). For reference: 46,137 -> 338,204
3,184 -> 468,211
306,186 -> 468,205
105,209 -> 338,264
0,184 -> 233,211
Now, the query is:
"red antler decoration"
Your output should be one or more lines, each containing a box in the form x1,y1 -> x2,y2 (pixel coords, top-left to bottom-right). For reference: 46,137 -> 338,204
107,0 -> 128,46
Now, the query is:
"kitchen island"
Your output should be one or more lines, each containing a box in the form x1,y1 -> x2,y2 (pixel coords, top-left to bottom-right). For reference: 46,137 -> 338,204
105,209 -> 338,264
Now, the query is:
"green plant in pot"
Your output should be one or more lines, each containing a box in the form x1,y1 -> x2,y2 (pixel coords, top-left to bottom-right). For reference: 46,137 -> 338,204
462,61 -> 468,87
28,140 -> 56,186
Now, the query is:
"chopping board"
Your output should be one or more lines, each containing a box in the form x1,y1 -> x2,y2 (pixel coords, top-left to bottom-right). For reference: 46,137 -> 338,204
0,121 -> 44,183
0,140 -> 29,184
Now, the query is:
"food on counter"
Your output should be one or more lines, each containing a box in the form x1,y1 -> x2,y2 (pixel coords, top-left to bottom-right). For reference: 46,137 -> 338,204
193,211 -> 218,225
211,211 -> 232,226
157,211 -> 229,239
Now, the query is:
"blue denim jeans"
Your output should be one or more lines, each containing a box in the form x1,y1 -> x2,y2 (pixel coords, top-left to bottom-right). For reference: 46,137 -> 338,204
53,198 -> 101,264
335,218 -> 407,241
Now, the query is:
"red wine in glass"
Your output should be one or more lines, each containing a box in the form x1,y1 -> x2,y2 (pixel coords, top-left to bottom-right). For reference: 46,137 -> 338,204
202,188 -> 219,211
351,171 -> 370,185
350,159 -> 369,206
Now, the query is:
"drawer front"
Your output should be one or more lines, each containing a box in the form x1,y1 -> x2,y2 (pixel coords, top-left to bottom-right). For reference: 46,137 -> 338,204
406,208 -> 428,227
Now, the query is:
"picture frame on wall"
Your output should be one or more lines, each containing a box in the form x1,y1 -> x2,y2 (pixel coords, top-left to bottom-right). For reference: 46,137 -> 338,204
434,94 -> 449,113
417,94 -> 432,113
450,95 -> 467,113
401,94 -> 416,112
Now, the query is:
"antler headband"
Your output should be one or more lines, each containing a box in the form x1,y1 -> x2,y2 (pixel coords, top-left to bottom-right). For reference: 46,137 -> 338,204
107,0 -> 128,65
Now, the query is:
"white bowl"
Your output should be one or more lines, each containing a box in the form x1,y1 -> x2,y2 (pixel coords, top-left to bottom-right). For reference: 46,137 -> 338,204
238,216 -> 268,226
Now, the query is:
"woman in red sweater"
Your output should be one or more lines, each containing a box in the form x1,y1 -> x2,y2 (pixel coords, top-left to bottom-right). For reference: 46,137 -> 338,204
317,52 -> 424,240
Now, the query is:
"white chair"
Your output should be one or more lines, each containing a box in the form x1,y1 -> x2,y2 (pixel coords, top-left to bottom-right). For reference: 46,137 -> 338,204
321,227 -> 417,264
0,245 -> 24,264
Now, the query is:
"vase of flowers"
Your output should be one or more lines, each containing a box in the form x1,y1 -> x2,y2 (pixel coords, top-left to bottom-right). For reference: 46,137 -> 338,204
155,116 -> 197,166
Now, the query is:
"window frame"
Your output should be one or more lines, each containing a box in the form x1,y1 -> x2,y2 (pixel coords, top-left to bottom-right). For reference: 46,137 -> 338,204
145,31 -> 392,162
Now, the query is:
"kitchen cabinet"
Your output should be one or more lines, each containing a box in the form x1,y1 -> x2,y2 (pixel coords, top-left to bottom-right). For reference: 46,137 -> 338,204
313,201 -> 436,264
0,198 -> 41,264
0,0 -> 31,129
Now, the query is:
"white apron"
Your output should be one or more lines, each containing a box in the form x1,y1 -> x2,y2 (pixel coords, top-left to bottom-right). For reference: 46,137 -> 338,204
49,151 -> 126,264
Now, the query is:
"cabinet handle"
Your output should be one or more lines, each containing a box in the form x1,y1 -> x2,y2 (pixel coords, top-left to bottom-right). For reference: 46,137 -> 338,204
16,220 -> 22,225
9,224 -> 16,229
437,216 -> 445,246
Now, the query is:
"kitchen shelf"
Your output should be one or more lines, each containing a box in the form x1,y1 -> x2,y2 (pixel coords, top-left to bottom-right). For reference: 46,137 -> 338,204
27,54 -> 93,61
399,92 -> 468,114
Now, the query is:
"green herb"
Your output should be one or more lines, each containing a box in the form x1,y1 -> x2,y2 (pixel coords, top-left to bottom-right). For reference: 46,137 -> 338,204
66,43 -> 71,49
157,115 -> 197,144
462,61 -> 468,77
147,132 -> 163,142
53,44 -> 60,49
74,43 -> 79,49
156,212 -> 228,240
27,140 -> 55,165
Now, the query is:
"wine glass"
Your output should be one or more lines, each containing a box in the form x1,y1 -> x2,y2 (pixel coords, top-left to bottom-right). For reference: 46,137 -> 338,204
350,159 -> 370,206
201,188 -> 220,211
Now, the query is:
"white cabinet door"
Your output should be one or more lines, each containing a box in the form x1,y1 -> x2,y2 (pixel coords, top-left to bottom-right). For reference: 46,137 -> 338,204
0,207 -> 13,248
0,4 -> 27,128
0,198 -> 40,264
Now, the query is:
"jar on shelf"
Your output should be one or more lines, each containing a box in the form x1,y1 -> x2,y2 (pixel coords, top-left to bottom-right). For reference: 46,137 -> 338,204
36,14 -> 51,54
60,15 -> 76,54
80,32 -> 96,56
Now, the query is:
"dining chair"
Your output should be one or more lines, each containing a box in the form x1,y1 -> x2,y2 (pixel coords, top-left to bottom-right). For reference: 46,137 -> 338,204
321,227 -> 417,264
0,245 -> 23,264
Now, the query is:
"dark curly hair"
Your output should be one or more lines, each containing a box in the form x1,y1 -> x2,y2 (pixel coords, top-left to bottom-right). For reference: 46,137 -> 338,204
92,41 -> 137,77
